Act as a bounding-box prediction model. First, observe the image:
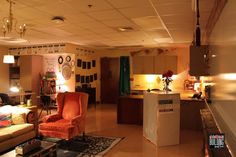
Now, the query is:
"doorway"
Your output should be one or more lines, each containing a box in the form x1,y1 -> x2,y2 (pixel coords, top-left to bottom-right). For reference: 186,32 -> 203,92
100,57 -> 120,104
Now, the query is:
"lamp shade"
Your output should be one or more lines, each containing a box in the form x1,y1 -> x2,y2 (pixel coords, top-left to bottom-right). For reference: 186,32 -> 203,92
3,55 -> 15,63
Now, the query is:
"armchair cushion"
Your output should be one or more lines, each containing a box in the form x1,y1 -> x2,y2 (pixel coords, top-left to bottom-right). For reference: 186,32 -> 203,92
62,93 -> 81,120
43,114 -> 61,123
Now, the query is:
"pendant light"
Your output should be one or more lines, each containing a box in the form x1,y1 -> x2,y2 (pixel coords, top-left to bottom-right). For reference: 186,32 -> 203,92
195,0 -> 201,46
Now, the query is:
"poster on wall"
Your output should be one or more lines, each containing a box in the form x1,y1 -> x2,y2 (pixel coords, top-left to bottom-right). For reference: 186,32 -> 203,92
77,59 -> 82,67
92,60 -> 96,67
86,76 -> 90,83
94,73 -> 97,80
76,74 -> 80,82
81,76 -> 85,83
82,61 -> 86,69
90,75 -> 93,82
87,62 -> 91,69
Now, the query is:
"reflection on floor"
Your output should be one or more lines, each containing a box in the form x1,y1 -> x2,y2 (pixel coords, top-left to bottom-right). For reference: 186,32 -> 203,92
85,104 -> 203,157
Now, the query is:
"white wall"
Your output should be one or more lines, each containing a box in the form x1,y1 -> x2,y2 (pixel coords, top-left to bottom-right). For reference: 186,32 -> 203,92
209,1 -> 236,155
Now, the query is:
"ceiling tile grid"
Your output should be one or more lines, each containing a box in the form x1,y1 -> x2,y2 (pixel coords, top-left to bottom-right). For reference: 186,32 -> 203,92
0,0 -> 215,47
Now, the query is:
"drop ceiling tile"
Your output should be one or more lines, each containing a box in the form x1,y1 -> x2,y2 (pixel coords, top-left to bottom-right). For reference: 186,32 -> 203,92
132,16 -> 165,30
101,19 -> 134,27
65,0 -> 113,13
146,30 -> 170,38
153,2 -> 192,15
119,7 -> 156,18
161,14 -> 193,23
107,0 -> 151,9
87,10 -> 125,20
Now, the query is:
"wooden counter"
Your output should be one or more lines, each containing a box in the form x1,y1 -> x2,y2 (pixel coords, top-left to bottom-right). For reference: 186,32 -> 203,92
117,95 -> 143,125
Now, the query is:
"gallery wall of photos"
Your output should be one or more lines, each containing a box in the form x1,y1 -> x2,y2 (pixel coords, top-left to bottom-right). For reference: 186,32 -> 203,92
75,52 -> 98,89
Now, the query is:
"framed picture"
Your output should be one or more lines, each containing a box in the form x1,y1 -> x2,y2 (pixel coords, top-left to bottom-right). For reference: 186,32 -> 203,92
77,59 -> 82,67
82,61 -> 86,69
87,62 -> 91,69
90,75 -> 93,82
81,76 -> 85,83
94,73 -> 97,80
86,76 -> 90,83
76,74 -> 80,82
92,60 -> 96,67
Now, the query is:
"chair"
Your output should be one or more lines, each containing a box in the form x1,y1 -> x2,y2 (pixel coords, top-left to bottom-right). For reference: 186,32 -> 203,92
0,93 -> 10,105
39,92 -> 89,140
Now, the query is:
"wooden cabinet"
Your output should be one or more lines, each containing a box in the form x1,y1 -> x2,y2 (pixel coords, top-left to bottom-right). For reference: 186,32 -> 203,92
132,56 -> 154,74
154,55 -> 177,74
180,99 -> 206,130
189,45 -> 210,76
117,95 -> 143,125
132,55 -> 177,74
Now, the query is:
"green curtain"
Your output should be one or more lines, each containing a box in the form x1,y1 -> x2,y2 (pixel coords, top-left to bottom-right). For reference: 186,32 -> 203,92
119,56 -> 130,96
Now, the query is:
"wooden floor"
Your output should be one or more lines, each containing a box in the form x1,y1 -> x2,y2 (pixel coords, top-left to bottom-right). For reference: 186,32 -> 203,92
84,103 -> 203,157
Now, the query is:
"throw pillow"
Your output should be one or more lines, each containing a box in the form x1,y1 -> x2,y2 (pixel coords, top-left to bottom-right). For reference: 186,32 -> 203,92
12,113 -> 26,125
0,113 -> 12,128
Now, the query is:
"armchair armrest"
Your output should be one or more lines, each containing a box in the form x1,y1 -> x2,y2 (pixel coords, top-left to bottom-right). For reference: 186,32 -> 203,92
70,115 -> 82,125
43,114 -> 62,123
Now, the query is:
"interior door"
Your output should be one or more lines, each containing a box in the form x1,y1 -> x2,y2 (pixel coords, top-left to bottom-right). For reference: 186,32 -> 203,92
101,57 -> 120,104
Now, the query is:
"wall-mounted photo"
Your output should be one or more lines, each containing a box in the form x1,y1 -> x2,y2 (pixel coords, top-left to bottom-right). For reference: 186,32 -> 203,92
92,60 -> 96,67
76,74 -> 80,82
86,76 -> 90,83
87,62 -> 91,69
77,59 -> 82,67
94,73 -> 97,80
90,75 -> 93,82
81,76 -> 85,83
82,61 -> 86,69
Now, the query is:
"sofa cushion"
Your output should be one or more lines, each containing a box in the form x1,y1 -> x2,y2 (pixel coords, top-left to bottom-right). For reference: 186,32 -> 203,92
0,132 -> 11,142
0,113 -> 12,128
0,124 -> 34,138
12,113 -> 26,125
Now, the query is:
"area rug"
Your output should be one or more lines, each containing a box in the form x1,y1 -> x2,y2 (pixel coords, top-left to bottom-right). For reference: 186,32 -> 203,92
44,135 -> 123,157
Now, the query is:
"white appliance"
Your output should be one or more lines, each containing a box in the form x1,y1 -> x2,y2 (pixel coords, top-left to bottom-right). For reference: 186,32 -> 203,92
143,91 -> 180,146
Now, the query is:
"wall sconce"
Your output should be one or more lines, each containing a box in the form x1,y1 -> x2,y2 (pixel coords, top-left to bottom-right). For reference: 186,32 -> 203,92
3,54 -> 15,63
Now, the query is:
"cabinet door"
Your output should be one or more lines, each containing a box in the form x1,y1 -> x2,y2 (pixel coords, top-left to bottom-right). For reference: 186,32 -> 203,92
132,56 -> 154,74
154,55 -> 165,74
189,46 -> 209,76
154,55 -> 177,74
165,56 -> 177,74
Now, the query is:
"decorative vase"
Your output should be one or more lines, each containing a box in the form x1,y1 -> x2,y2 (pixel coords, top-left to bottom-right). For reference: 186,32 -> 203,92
163,79 -> 171,92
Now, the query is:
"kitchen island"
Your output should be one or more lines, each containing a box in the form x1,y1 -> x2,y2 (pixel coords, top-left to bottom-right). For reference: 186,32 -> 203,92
117,95 -> 143,125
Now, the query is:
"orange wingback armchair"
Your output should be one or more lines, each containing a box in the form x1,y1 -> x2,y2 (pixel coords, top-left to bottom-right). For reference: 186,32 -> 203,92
39,92 -> 88,140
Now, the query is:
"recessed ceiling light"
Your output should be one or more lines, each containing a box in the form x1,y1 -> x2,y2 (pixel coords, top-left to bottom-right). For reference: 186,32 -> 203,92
51,16 -> 65,24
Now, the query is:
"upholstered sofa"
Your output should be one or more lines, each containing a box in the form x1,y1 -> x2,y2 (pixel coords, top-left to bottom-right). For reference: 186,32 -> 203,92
0,105 -> 36,153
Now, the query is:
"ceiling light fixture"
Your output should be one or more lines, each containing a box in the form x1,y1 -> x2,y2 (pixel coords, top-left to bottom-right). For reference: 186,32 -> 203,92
51,16 -> 65,24
1,0 -> 26,38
